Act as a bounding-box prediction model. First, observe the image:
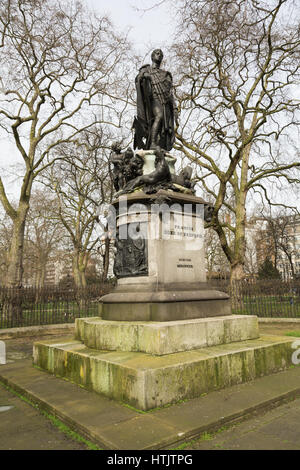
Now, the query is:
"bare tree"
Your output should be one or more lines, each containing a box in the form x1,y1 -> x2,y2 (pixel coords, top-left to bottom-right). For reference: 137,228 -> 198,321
43,129 -> 114,288
0,0 -> 129,288
23,189 -> 66,288
262,211 -> 299,279
205,222 -> 230,279
0,211 -> 13,284
169,0 -> 300,280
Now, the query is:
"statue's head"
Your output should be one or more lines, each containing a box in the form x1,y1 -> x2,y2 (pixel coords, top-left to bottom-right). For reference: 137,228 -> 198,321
151,49 -> 163,64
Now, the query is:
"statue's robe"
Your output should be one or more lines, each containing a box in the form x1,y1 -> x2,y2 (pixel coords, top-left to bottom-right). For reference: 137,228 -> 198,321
133,64 -> 176,151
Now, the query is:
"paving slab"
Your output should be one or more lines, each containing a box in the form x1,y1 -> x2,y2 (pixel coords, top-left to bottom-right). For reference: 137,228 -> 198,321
98,415 -> 179,450
257,412 -> 300,445
0,361 -> 137,430
188,397 -> 300,450
0,384 -> 86,450
1,356 -> 300,449
259,322 -> 300,337
150,368 -> 300,441
211,432 -> 298,450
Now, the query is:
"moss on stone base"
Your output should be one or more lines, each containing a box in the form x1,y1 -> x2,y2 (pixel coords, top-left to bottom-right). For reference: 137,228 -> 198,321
33,335 -> 296,411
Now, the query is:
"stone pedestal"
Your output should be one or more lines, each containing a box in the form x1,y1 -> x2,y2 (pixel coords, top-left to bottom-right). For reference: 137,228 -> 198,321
101,190 -> 230,321
33,189 -> 290,412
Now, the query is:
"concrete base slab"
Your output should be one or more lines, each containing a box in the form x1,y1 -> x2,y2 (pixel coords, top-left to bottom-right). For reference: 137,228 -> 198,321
75,315 -> 259,355
33,335 -> 296,411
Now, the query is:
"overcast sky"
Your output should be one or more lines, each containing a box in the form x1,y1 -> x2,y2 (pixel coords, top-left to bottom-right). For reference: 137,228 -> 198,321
86,0 -> 175,55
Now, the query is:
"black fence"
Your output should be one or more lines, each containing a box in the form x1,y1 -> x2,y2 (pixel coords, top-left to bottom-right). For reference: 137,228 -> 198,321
212,279 -> 300,318
1,280 -> 300,329
0,284 -> 112,329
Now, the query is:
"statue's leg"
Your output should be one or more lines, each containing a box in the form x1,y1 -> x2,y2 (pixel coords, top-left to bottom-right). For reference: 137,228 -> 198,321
150,101 -> 163,149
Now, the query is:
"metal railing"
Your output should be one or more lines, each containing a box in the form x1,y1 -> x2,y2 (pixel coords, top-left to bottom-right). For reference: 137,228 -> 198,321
1,279 -> 300,329
212,279 -> 300,318
0,284 -> 111,329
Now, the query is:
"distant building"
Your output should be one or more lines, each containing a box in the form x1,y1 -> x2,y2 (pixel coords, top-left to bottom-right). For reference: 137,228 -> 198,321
245,218 -> 272,275
245,215 -> 300,280
44,255 -> 73,286
276,216 -> 300,280
23,250 -> 73,287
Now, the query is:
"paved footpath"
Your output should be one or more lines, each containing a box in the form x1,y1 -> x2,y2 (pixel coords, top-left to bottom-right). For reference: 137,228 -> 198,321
186,397 -> 300,450
0,326 -> 300,450
1,365 -> 300,451
186,322 -> 300,451
0,384 -> 87,450
0,333 -> 89,450
2,380 -> 300,451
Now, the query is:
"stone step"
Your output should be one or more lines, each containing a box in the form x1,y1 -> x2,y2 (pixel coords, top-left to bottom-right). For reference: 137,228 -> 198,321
33,334 -> 295,411
75,315 -> 259,355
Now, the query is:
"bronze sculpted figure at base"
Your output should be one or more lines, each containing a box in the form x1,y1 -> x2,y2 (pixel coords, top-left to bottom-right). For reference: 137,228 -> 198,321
109,145 -> 144,192
113,223 -> 148,278
121,146 -> 171,194
109,143 -> 125,192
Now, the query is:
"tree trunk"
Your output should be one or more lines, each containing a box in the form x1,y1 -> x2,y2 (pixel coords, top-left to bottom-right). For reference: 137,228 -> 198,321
5,210 -> 28,288
72,255 -> 82,288
286,253 -> 296,280
34,266 -> 46,303
35,265 -> 45,289
3,206 -> 29,323
230,262 -> 245,282
72,251 -> 88,312
230,263 -> 245,312
80,270 -> 87,288
72,252 -> 87,288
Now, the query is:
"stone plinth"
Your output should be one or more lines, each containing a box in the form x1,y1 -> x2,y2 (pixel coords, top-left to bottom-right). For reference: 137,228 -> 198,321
102,190 -> 230,321
101,291 -> 231,322
75,315 -> 259,356
33,334 -> 296,411
112,191 -> 207,285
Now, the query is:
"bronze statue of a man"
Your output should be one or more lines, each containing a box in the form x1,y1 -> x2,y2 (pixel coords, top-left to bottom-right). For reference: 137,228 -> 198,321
133,49 -> 178,152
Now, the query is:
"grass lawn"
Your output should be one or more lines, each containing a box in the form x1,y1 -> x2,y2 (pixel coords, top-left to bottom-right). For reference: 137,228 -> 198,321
285,331 -> 300,337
